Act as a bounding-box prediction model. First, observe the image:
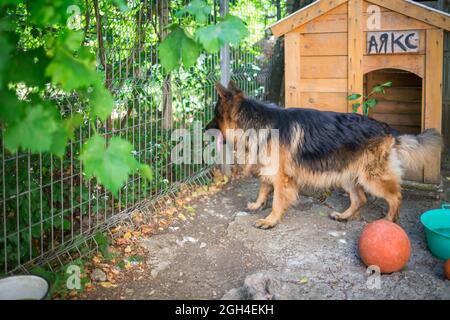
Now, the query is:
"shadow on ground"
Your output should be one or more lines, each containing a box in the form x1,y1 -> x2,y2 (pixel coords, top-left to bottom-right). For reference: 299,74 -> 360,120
86,152 -> 450,300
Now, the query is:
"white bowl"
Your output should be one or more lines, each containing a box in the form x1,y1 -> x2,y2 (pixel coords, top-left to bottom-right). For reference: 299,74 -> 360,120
0,275 -> 49,300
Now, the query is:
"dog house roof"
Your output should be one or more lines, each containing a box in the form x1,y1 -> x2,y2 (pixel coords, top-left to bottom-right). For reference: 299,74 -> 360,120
270,0 -> 450,37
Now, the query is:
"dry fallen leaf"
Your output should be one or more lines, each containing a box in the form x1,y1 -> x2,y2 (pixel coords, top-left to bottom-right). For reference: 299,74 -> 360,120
92,255 -> 101,265
184,206 -> 196,215
141,225 -> 153,235
109,268 -> 120,275
99,281 -> 117,288
123,231 -> 132,240
298,277 -> 308,284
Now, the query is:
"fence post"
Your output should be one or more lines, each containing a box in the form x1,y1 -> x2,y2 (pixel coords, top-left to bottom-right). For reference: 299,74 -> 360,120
220,0 -> 230,86
219,0 -> 232,176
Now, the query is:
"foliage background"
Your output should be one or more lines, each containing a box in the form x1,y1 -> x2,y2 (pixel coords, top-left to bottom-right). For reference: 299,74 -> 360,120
0,0 -> 281,274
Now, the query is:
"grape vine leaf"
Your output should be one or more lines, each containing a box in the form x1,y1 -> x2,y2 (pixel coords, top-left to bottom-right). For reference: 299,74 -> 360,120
4,104 -> 59,153
7,48 -> 50,87
28,0 -> 75,27
87,83 -> 114,122
111,0 -> 128,11
60,29 -> 84,52
0,90 -> 25,124
49,114 -> 83,157
80,135 -> 152,196
158,26 -> 202,73
195,15 -> 248,53
0,0 -> 23,5
175,0 -> 212,24
46,33 -> 113,121
0,36 -> 13,87
46,46 -> 100,92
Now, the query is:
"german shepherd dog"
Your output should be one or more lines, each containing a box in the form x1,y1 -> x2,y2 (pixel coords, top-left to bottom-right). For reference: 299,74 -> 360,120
206,81 -> 443,229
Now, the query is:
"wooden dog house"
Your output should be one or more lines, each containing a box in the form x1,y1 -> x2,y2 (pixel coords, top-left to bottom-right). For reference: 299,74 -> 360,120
270,0 -> 450,184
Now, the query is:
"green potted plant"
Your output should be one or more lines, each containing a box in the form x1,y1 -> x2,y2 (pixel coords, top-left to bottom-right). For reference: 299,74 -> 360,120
348,81 -> 392,116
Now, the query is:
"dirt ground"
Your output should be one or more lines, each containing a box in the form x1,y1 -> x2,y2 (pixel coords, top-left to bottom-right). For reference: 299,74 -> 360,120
85,152 -> 450,300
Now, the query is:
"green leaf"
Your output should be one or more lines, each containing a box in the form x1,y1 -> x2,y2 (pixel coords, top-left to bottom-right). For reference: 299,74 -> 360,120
365,98 -> 378,108
7,48 -> 50,87
49,114 -> 83,157
94,232 -> 112,259
158,26 -> 202,73
176,0 -> 212,24
87,84 -> 114,122
0,90 -> 26,124
0,35 -> 13,87
64,113 -> 84,136
46,46 -> 100,91
49,126 -> 69,158
351,103 -> 361,113
111,0 -> 128,11
80,135 -> 151,196
46,30 -> 114,122
362,103 -> 369,116
60,29 -> 84,52
0,0 -> 23,6
347,93 -> 362,101
371,82 -> 391,94
139,163 -> 153,180
298,276 -> 308,284
4,104 -> 59,153
28,0 -> 75,27
195,15 -> 249,53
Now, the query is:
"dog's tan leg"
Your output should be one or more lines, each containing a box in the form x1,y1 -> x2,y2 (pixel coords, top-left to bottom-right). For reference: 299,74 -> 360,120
364,175 -> 402,221
247,182 -> 272,211
254,175 -> 297,229
330,183 -> 367,221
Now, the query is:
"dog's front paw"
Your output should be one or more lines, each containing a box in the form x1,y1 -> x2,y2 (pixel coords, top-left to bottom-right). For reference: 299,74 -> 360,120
247,201 -> 262,211
254,217 -> 278,229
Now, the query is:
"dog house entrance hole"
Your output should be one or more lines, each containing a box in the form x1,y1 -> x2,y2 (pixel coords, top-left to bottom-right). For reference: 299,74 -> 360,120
365,69 -> 422,134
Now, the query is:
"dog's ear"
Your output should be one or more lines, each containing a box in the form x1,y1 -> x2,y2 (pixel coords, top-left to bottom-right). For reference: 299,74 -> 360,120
228,80 -> 242,95
215,82 -> 232,100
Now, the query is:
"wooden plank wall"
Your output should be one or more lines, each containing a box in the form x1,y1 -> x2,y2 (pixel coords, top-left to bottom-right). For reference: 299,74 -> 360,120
286,4 -> 349,111
361,2 -> 429,78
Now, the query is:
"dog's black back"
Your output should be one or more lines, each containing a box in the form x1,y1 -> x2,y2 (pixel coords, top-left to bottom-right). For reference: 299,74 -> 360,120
235,97 -> 399,169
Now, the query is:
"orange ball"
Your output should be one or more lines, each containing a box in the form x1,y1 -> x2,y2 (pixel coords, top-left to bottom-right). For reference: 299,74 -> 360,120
445,259 -> 450,280
358,219 -> 411,273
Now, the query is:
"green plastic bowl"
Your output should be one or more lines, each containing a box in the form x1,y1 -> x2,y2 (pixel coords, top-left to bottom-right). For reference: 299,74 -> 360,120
420,204 -> 450,260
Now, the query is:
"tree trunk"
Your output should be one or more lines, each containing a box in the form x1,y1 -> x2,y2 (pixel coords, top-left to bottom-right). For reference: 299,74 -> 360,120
268,0 -> 309,106
160,0 -> 173,130
267,39 -> 284,105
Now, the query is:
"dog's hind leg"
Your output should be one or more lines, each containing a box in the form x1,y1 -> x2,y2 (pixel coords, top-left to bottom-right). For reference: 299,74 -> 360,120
247,181 -> 272,211
254,175 -> 297,229
363,175 -> 402,221
330,182 -> 367,221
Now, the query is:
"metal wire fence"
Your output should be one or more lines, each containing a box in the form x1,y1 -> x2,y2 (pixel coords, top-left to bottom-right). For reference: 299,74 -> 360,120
0,0 -> 274,275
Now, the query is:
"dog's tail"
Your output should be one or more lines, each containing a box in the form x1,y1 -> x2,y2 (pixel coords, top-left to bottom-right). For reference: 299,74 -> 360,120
393,129 -> 443,174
